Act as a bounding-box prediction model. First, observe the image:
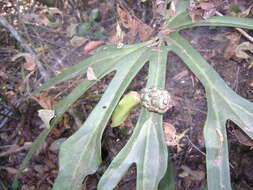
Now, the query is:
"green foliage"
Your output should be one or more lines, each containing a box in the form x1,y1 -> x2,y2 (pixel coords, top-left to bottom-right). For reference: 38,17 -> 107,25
166,32 -> 253,190
14,1 -> 253,190
97,49 -> 168,190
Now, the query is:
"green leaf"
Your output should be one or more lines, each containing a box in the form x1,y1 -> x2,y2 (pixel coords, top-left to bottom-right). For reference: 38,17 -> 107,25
101,115 -> 165,190
32,42 -> 150,95
158,159 -> 175,190
52,46 -> 151,190
12,74 -> 101,189
166,32 -> 253,190
98,48 -> 172,190
167,11 -> 253,31
12,42 -> 151,189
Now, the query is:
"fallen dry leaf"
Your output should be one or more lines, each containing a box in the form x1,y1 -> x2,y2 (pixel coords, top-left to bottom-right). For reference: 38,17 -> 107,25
188,0 -> 202,22
70,36 -> 88,47
155,0 -> 166,16
12,53 -> 36,71
179,165 -> 205,181
163,122 -> 189,152
235,41 -> 253,59
203,8 -> 216,19
224,32 -> 241,60
38,109 -> 55,129
117,4 -> 132,29
0,167 -> 18,175
114,22 -> 125,45
169,0 -> 177,17
63,113 -> 71,129
233,127 -> 253,146
189,0 -> 222,21
163,122 -> 177,145
239,5 -> 253,18
45,7 -> 63,16
32,92 -> 55,109
87,66 -> 98,81
83,41 -> 105,54
36,14 -> 51,26
116,4 -> 138,43
138,22 -> 155,42
199,2 -> 215,10
66,23 -> 78,38
116,4 -> 154,43
188,9 -> 202,23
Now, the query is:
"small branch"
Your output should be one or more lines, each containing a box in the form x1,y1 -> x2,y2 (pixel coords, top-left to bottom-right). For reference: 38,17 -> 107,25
235,28 -> 253,44
215,11 -> 253,44
0,16 -> 49,80
187,136 -> 206,156
0,143 -> 31,158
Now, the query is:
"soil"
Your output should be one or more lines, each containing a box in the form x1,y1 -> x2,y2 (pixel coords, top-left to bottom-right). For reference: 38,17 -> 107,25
0,0 -> 253,190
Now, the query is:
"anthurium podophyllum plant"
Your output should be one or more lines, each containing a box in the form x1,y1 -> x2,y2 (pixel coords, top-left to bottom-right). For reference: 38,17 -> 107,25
13,1 -> 253,190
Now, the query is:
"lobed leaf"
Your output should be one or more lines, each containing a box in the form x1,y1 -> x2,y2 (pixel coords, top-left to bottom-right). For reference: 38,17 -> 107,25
98,48 -> 172,190
15,2 -> 253,189
12,60 -> 110,189
32,43 -> 150,95
12,42 -> 151,189
52,46 -> 151,190
166,32 -> 253,190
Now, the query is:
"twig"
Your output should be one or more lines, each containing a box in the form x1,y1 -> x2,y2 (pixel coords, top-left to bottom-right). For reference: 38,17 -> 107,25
0,145 -> 19,149
0,143 -> 31,158
0,117 -> 10,129
0,16 -> 49,80
215,11 -> 253,43
187,136 -> 206,156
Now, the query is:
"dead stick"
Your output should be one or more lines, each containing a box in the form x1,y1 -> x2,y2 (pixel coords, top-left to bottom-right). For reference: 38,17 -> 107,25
0,144 -> 32,158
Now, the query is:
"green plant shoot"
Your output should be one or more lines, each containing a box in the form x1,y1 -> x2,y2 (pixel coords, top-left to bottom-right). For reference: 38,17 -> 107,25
13,1 -> 253,190
111,91 -> 141,127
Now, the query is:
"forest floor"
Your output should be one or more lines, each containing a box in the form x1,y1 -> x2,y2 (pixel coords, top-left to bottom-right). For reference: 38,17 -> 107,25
0,0 -> 253,190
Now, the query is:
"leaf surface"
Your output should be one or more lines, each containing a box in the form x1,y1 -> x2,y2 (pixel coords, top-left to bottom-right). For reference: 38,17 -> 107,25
167,11 -> 253,31
98,48 -> 172,190
32,43 -> 149,95
166,32 -> 253,190
53,47 -> 151,190
12,42 -> 150,189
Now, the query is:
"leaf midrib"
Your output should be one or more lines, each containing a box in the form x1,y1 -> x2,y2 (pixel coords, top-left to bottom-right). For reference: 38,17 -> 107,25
68,48 -> 152,187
